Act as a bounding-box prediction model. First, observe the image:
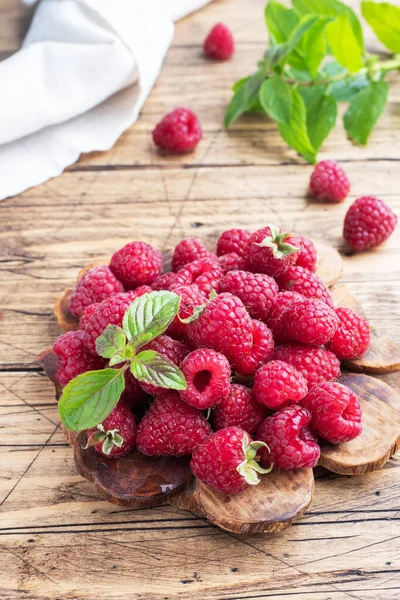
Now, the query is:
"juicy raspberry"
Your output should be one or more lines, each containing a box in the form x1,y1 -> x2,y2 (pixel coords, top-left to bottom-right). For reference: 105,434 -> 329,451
213,384 -> 265,435
70,266 -> 124,318
203,23 -> 235,60
274,343 -> 341,389
296,235 -> 317,272
326,307 -> 370,360
191,427 -> 265,494
220,270 -> 279,320
218,252 -> 247,273
266,291 -> 305,341
151,272 -> 181,291
301,382 -> 362,444
217,228 -> 251,257
177,257 -> 223,296
53,330 -> 104,387
120,369 -> 149,410
136,391 -> 212,456
172,238 -> 214,272
277,266 -> 334,308
309,160 -> 350,203
343,196 -> 397,252
87,402 -> 136,458
253,360 -> 308,410
140,335 -> 189,395
152,108 -> 202,153
180,349 -> 231,409
109,242 -> 162,289
257,406 -> 320,470
167,283 -> 207,339
234,320 -> 274,376
282,299 -> 339,346
79,302 -> 100,330
246,225 -> 301,277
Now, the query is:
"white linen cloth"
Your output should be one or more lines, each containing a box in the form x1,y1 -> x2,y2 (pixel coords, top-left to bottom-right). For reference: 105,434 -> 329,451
0,0 -> 211,199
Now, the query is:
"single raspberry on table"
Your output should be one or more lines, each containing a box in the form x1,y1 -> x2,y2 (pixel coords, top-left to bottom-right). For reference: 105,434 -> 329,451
277,265 -> 334,308
212,384 -> 265,435
180,348 -> 231,410
136,391 -> 212,456
172,238 -> 214,272
282,298 -> 339,346
191,427 -> 269,494
218,252 -> 247,273
234,319 -> 274,376
53,330 -> 104,387
216,228 -> 251,257
79,302 -> 100,330
296,235 -> 317,272
266,291 -> 305,342
203,23 -> 235,60
246,225 -> 301,277
152,108 -> 202,153
177,257 -> 223,296
257,406 -> 320,470
253,360 -> 308,410
109,242 -> 162,289
274,343 -> 341,389
86,402 -> 137,458
309,160 -> 350,203
220,270 -> 279,320
139,335 -> 189,395
326,307 -> 371,360
167,283 -> 207,339
343,196 -> 397,251
70,266 -> 124,318
301,382 -> 362,444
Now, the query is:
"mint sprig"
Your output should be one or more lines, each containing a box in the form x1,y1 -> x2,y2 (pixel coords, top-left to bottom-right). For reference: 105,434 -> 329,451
225,0 -> 400,162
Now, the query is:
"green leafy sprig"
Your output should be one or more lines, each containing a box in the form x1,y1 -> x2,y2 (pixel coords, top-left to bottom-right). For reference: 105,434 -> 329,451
225,0 -> 400,163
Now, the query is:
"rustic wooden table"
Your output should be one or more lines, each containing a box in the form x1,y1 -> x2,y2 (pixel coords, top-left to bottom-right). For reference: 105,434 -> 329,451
1,0 -> 400,598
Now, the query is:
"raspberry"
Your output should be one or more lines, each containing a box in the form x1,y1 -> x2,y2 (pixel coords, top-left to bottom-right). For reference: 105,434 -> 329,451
191,427 -> 267,494
253,360 -> 308,410
69,266 -> 124,318
109,242 -> 162,289
152,108 -> 202,153
277,266 -> 334,308
79,302 -> 100,330
301,382 -> 362,444
140,335 -> 188,395
180,349 -> 231,410
343,196 -> 397,252
266,291 -> 305,341
53,330 -> 104,387
218,252 -> 247,273
326,307 -> 370,360
167,283 -> 207,339
172,238 -> 214,272
282,299 -> 339,346
120,369 -> 149,410
296,235 -> 317,272
213,384 -> 265,435
177,257 -> 223,296
246,225 -> 300,277
203,23 -> 235,60
136,391 -> 212,456
87,402 -> 136,458
309,160 -> 350,203
234,320 -> 274,376
216,228 -> 251,257
274,343 -> 341,389
257,406 -> 320,470
151,272 -> 181,291
220,270 -> 279,320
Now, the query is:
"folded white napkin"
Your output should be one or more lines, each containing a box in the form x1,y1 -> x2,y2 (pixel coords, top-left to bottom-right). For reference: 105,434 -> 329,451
0,0 -> 212,200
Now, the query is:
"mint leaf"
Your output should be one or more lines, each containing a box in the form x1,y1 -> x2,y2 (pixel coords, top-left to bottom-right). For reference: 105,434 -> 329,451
300,87 -> 337,151
323,60 -> 369,101
362,1 -> 400,54
259,76 -> 293,124
344,80 -> 388,144
299,16 -> 334,77
278,88 -> 316,164
225,72 -> 264,128
95,325 -> 131,366
58,368 -> 125,431
280,14 -> 320,62
265,0 -> 299,44
326,13 -> 364,73
131,351 -> 187,391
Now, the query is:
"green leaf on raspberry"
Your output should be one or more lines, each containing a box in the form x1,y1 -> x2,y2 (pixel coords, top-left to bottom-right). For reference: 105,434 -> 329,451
361,1 -> 400,54
237,434 -> 272,485
179,303 -> 207,325
131,350 -> 187,391
256,224 -> 300,258
344,80 -> 388,144
95,324 -> 132,366
58,368 -> 125,431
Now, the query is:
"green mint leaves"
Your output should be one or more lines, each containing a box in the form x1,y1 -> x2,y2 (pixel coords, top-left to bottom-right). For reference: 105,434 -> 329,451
225,0 -> 400,162
58,291 -> 187,432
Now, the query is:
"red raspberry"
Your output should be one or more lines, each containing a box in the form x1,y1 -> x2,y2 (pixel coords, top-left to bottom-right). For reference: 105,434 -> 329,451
83,288 -> 151,353
282,299 -> 339,346
152,108 -> 202,153
253,360 -> 308,410
343,196 -> 397,252
172,238 -> 214,272
139,335 -> 188,395
326,307 -> 370,360
218,252 -> 247,273
177,257 -> 223,296
180,349 -> 231,410
109,242 -> 162,289
136,391 -> 212,456
151,272 -> 181,291
191,427 -> 268,494
266,291 -> 305,341
120,369 -> 149,410
309,160 -> 350,203
70,266 -> 124,318
274,343 -> 341,389
301,382 -> 362,444
277,266 -> 334,308
216,228 -> 251,257
167,283 -> 207,339
203,23 -> 235,60
87,402 -> 136,458
257,406 -> 320,470
234,320 -> 274,376
213,384 -> 265,435
79,302 -> 100,330
220,270 -> 279,320
246,225 -> 301,277
53,330 -> 104,387
296,235 -> 317,272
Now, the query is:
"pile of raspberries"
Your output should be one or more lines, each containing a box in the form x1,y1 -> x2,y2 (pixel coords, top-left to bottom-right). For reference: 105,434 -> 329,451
53,226 -> 372,495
